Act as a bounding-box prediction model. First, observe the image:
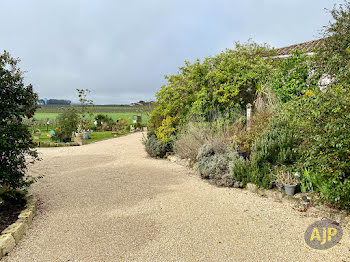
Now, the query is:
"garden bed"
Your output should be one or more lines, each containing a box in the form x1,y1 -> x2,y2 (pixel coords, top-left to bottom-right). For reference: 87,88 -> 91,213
0,201 -> 25,233
0,194 -> 37,258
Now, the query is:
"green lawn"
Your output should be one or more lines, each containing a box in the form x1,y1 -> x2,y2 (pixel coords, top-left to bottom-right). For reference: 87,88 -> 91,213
33,105 -> 153,125
32,129 -> 52,142
36,105 -> 152,113
32,129 -> 131,144
87,131 -> 130,143
33,112 -> 149,124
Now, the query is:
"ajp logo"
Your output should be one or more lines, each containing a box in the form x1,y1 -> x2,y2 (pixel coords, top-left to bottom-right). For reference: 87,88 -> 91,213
304,219 -> 343,250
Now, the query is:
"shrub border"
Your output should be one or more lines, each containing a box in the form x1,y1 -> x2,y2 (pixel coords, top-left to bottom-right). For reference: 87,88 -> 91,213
0,194 -> 37,258
167,155 -> 350,230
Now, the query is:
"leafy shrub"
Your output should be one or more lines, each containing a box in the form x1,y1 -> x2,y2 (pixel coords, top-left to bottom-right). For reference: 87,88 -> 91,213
117,118 -> 132,133
148,42 -> 274,132
313,1 -> 350,87
0,186 -> 26,206
144,136 -> 169,158
239,88 -> 350,209
229,108 -> 301,189
147,129 -> 156,138
57,107 -> 80,139
95,114 -> 114,127
270,50 -> 318,102
299,168 -> 322,193
51,128 -> 63,142
196,144 -> 242,187
229,155 -> 250,187
155,116 -> 177,142
231,109 -> 275,157
286,88 -> 350,210
0,51 -> 39,189
134,121 -> 142,129
242,113 -> 301,189
147,104 -> 164,131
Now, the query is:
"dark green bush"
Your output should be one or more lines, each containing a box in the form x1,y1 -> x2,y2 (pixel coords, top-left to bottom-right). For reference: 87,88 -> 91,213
147,129 -> 156,138
313,1 -> 350,87
0,186 -> 26,206
286,88 -> 350,210
50,128 -> 63,142
270,50 -> 318,103
95,114 -> 114,127
144,136 -> 169,158
0,51 -> 39,190
229,155 -> 250,187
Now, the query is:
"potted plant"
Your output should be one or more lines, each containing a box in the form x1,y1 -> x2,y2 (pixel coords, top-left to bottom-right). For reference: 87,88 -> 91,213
276,170 -> 299,196
75,132 -> 85,145
82,126 -> 91,139
33,128 -> 41,140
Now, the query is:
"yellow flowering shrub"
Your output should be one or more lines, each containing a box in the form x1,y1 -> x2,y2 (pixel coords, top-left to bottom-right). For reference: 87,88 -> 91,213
155,116 -> 177,142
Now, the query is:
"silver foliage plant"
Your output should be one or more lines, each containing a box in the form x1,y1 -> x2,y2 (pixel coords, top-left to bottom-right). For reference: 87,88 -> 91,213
196,143 -> 243,188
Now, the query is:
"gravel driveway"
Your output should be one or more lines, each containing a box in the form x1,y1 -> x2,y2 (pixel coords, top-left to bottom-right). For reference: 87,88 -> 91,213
3,132 -> 349,262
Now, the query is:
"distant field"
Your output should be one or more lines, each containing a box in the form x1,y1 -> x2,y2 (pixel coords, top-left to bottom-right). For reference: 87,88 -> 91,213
36,105 -> 151,114
34,112 -> 149,124
33,105 -> 154,125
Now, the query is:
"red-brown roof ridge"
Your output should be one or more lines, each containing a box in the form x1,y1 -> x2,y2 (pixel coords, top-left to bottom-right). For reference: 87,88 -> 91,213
274,38 -> 325,56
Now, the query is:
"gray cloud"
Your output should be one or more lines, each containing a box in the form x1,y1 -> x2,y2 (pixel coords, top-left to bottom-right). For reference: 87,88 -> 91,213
0,0 -> 342,104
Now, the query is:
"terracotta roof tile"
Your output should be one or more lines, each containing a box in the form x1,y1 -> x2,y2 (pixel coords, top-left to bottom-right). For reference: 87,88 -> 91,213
274,38 -> 325,56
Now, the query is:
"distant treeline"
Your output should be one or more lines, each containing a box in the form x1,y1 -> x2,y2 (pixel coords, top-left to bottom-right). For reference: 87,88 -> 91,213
38,99 -> 153,106
38,99 -> 71,105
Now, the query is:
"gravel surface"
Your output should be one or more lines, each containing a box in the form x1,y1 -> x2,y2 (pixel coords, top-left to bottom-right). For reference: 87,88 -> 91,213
3,132 -> 350,262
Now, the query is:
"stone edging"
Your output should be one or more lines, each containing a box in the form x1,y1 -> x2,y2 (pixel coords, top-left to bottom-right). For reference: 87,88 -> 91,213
167,155 -> 350,230
0,194 -> 37,259
34,141 -> 79,147
245,183 -> 350,230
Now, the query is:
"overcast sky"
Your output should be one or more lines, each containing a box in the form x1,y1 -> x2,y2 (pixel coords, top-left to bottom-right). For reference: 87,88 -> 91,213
0,0 -> 343,104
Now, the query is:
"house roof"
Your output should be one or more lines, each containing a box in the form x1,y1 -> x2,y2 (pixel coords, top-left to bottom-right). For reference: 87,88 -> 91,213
274,38 -> 325,56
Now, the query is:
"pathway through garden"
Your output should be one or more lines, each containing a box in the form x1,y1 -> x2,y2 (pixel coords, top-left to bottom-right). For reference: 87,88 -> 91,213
4,132 -> 350,261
